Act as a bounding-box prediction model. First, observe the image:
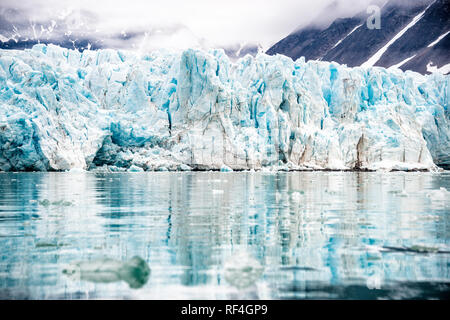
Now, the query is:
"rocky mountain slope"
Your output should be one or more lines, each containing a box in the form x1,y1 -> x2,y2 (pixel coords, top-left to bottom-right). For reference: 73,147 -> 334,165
267,0 -> 450,74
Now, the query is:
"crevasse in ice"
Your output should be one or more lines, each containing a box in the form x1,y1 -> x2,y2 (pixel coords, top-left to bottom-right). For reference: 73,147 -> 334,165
0,44 -> 448,172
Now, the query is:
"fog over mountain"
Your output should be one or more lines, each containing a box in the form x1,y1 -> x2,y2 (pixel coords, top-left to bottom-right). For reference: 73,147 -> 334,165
0,1 -> 381,57
0,0 -> 448,73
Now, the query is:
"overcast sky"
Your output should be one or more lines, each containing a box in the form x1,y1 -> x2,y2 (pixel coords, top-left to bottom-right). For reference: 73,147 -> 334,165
0,0 -> 376,51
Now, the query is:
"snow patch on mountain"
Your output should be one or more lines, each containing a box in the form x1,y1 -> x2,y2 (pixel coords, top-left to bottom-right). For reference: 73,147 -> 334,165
427,62 -> 450,75
427,31 -> 450,48
389,55 -> 417,70
361,4 -> 431,68
332,24 -> 363,50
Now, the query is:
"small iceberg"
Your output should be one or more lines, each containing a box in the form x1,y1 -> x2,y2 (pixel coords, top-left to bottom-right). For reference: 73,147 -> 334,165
223,251 -> 264,289
366,274 -> 383,290
290,191 -> 304,203
128,165 -> 144,172
68,168 -> 86,173
220,165 -> 233,172
178,164 -> 192,171
62,256 -> 150,289
35,241 -> 67,248
38,199 -> 74,207
426,187 -> 450,202
382,244 -> 449,254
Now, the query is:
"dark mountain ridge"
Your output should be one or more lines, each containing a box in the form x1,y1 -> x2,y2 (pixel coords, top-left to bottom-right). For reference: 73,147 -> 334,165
267,0 -> 450,74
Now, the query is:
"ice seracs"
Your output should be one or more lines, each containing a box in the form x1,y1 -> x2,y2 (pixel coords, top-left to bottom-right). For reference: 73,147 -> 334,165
0,44 -> 448,172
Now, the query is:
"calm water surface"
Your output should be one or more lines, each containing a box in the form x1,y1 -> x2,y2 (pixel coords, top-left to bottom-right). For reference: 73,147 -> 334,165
0,171 -> 449,299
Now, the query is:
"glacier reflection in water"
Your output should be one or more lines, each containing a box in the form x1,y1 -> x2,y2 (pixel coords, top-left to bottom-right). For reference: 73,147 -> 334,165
0,171 -> 449,299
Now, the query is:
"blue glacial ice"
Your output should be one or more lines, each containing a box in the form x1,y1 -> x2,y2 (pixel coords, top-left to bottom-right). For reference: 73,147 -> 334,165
0,44 -> 448,172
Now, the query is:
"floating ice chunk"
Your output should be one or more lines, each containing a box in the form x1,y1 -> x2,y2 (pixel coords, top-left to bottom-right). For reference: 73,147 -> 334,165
35,241 -> 67,248
290,191 -> 304,203
324,188 -> 339,195
62,256 -> 150,289
426,187 -> 450,202
38,199 -> 73,207
366,274 -> 382,290
381,244 -> 449,254
220,165 -> 233,172
275,191 -> 281,203
407,245 -> 440,253
178,164 -> 192,171
68,168 -> 86,173
223,251 -> 264,289
128,165 -> 144,172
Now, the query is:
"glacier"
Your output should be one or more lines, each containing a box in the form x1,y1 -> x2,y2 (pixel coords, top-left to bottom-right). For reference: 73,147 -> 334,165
0,44 -> 448,172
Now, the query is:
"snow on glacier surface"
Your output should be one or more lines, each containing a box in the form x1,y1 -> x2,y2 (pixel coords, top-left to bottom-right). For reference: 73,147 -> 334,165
0,44 -> 448,172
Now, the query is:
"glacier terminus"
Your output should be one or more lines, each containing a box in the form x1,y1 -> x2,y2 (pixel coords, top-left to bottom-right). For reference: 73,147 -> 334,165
0,44 -> 448,172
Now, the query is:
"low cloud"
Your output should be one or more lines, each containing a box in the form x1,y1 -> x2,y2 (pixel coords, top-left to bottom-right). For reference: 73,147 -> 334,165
0,0 -> 428,52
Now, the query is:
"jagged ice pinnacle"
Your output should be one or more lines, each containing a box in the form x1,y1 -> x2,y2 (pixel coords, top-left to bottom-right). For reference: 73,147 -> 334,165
0,44 -> 448,172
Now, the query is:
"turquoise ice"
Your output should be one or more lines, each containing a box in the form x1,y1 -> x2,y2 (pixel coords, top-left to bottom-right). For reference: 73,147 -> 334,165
0,44 -> 448,172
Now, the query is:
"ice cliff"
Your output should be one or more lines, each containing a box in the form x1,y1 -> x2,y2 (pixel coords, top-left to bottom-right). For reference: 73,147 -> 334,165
0,44 -> 448,172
